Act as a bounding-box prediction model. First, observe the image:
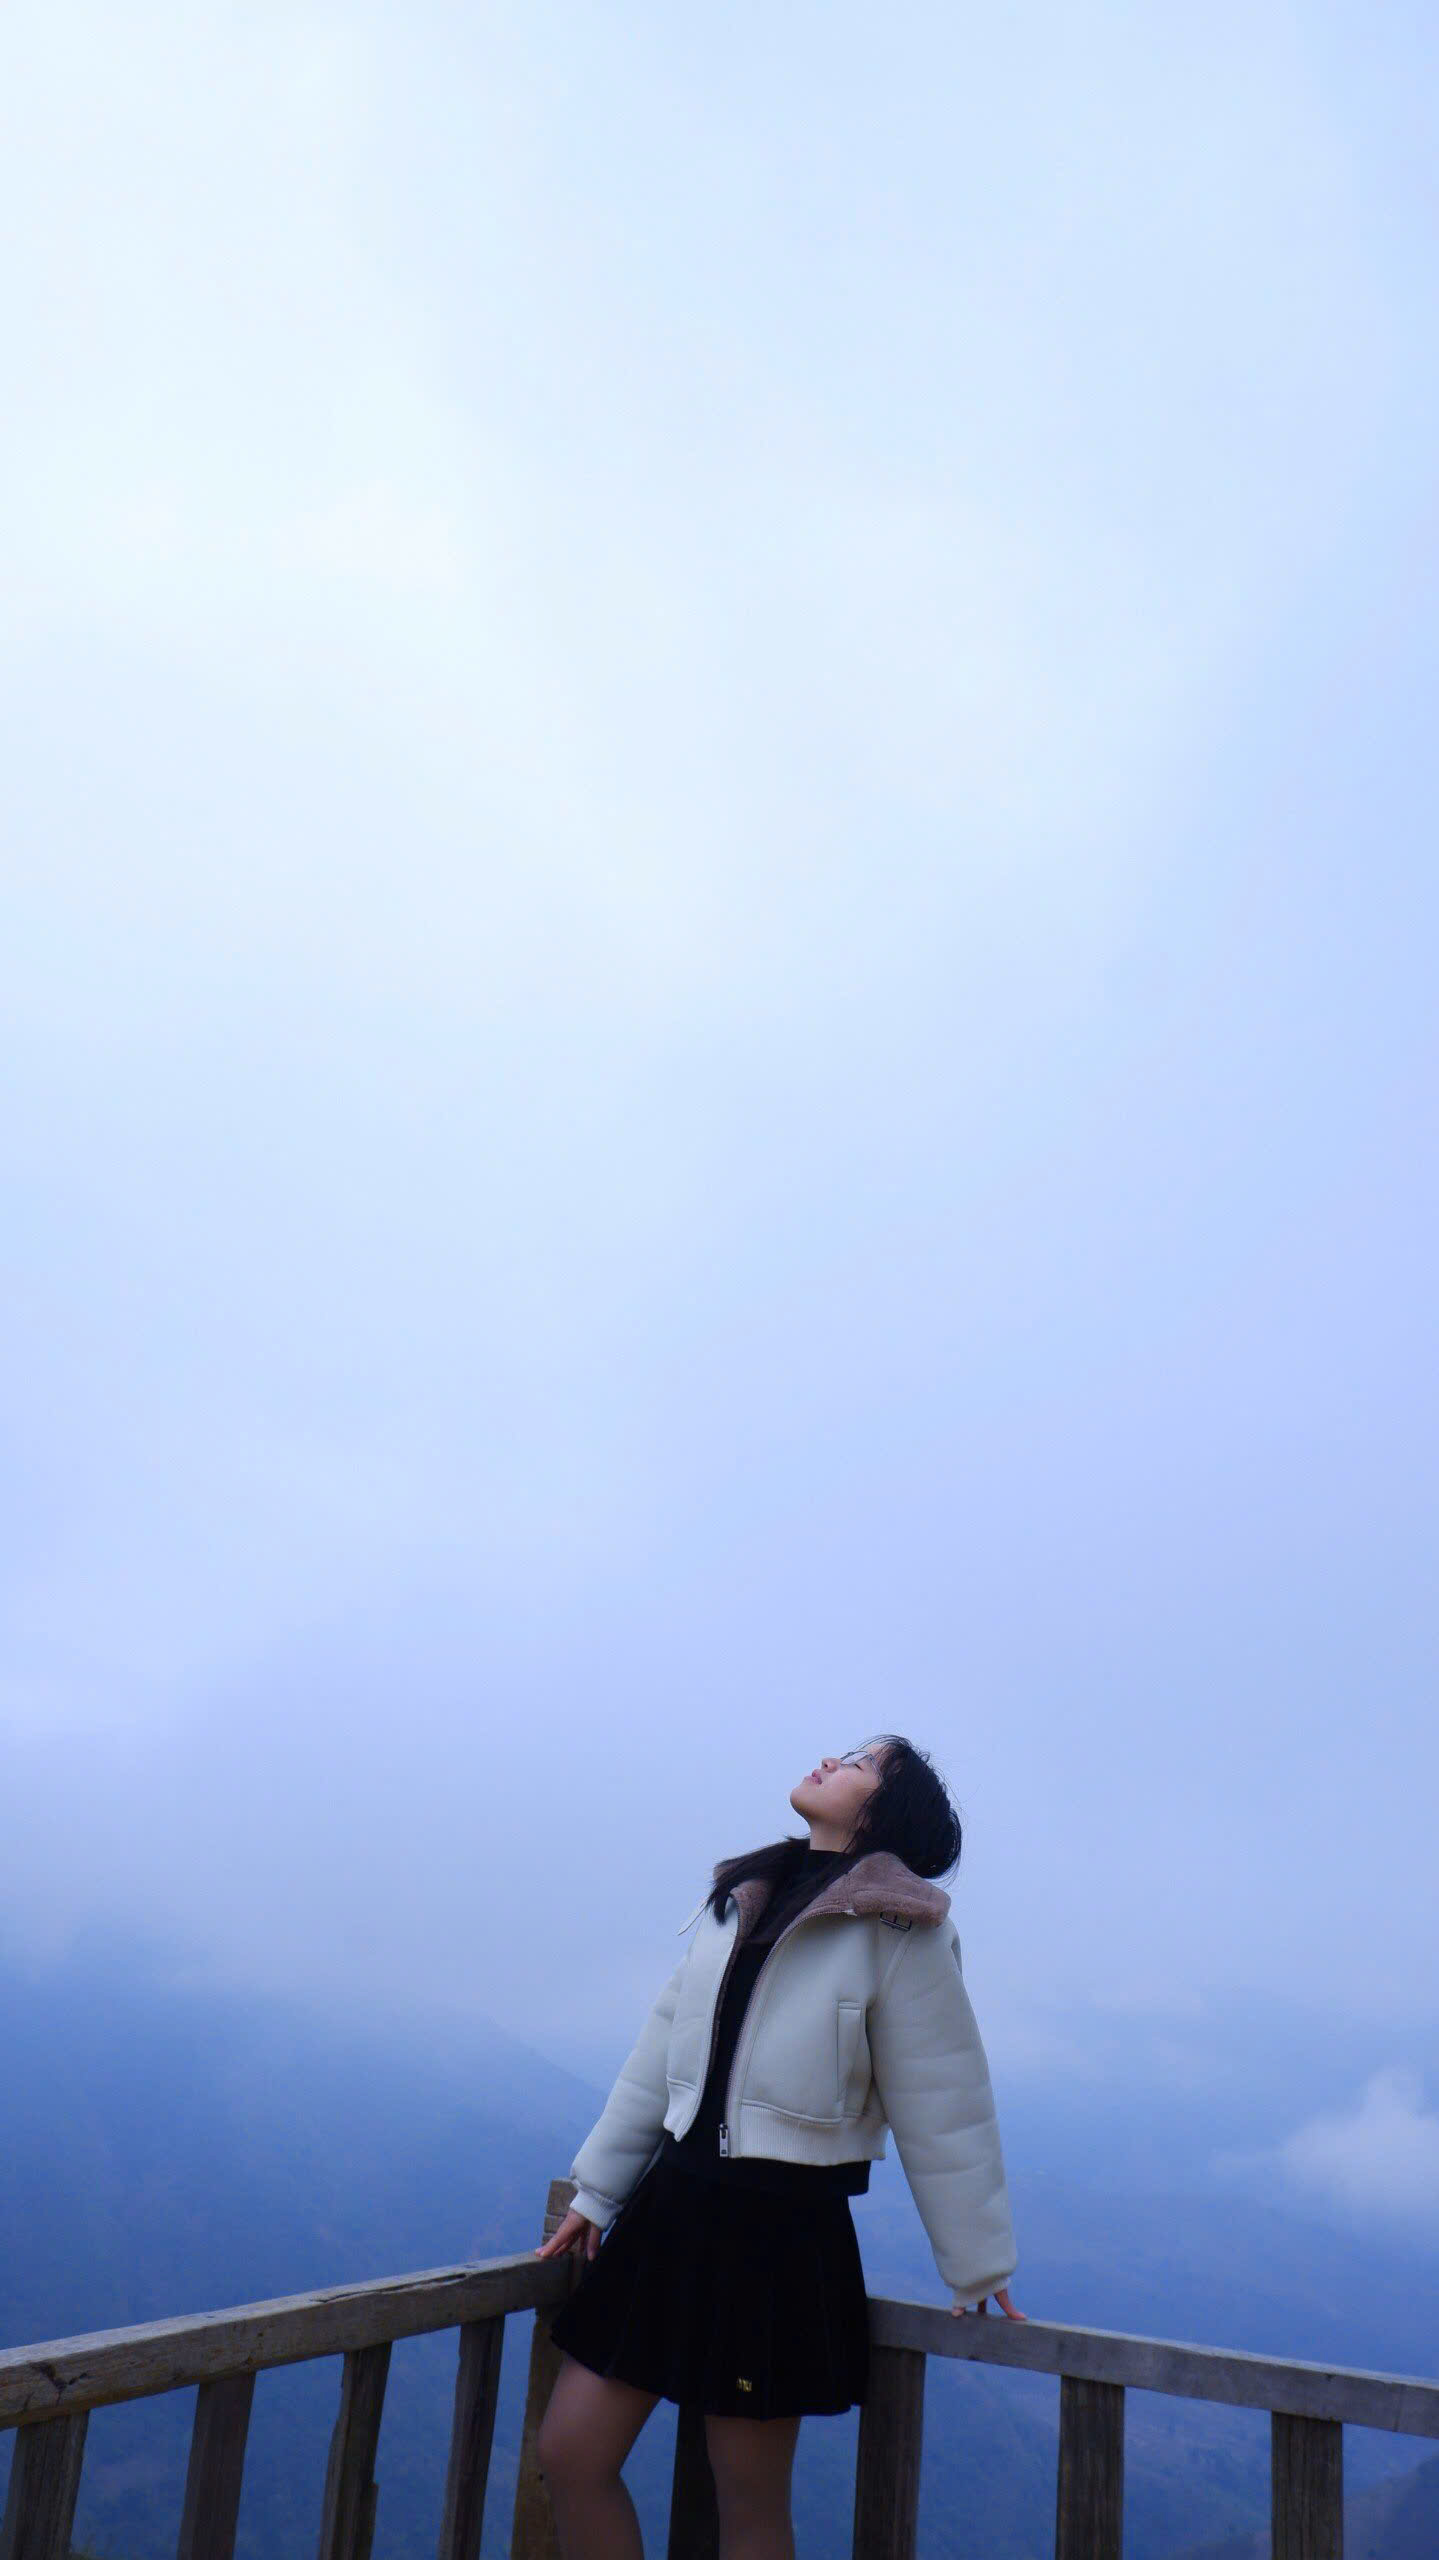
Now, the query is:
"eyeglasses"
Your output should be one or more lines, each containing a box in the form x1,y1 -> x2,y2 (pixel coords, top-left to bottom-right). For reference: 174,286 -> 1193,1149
838,1748 -> 880,1772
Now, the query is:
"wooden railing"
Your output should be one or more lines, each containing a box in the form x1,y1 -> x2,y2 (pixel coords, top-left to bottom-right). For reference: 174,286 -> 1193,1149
2,2176 -> 1436,2560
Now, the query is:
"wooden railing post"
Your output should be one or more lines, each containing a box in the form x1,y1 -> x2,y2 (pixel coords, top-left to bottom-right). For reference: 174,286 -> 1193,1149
851,2342 -> 925,2560
666,2402 -> 719,2560
439,2317 -> 506,2560
1055,2374 -> 1124,2560
510,2177 -> 581,2560
1272,2412 -> 1342,2560
316,2341 -> 391,2560
176,2370 -> 255,2560
0,2413 -> 88,2560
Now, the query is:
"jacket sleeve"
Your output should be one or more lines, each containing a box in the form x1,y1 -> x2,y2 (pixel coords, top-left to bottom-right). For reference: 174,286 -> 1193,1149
867,1922 -> 1018,2308
568,1952 -> 690,2229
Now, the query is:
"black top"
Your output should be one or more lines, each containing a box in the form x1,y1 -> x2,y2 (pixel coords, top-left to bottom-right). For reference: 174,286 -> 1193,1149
664,1847 -> 872,2197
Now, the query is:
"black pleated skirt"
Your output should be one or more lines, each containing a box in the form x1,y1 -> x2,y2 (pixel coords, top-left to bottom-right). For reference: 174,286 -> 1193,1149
549,2147 -> 870,2420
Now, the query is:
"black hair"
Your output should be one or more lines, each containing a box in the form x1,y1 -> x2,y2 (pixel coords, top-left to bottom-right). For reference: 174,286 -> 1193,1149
706,1735 -> 963,1920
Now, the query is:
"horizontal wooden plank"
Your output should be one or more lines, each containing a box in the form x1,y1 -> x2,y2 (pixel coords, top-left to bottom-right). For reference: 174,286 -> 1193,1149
867,2300 -> 1439,2437
6,2264 -> 1435,2442
0,2255 -> 569,2428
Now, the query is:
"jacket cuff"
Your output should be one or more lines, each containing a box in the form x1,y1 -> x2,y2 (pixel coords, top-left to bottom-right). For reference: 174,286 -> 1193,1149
570,2184 -> 621,2231
951,2272 -> 1014,2311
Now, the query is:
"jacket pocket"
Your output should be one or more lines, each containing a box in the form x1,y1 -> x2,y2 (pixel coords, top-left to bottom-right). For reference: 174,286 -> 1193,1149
836,2001 -> 866,2114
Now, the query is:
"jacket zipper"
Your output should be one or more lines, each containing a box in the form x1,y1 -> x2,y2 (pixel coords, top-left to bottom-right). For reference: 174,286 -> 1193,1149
690,1913 -> 744,2145
703,1899 -> 856,2162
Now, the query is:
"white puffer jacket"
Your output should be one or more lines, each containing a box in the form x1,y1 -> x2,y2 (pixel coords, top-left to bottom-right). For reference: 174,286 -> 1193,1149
569,1850 -> 1018,2309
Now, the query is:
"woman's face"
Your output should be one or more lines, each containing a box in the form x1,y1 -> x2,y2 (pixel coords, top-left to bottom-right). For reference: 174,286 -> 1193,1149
788,1744 -> 887,1847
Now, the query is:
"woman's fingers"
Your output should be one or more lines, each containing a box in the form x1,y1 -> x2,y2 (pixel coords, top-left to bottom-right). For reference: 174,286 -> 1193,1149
950,2287 -> 1028,2320
534,2207 -> 595,2259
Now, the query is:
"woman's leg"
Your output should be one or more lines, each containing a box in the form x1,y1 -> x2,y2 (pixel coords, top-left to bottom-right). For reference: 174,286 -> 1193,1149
704,2411 -> 802,2560
536,2354 -> 660,2560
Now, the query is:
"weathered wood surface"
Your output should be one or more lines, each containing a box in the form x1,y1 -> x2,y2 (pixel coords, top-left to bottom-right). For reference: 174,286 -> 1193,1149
316,2342 -> 391,2560
665,2403 -> 719,2560
1272,2411 -> 1343,2560
1,2209 -> 1434,2525
438,2318 -> 506,2560
175,2371 -> 255,2560
1055,2374 -> 1124,2560
868,2300 -> 1439,2436
852,2342 -> 925,2560
510,2177 -> 580,2560
0,2413 -> 88,2560
0,2253 -> 566,2427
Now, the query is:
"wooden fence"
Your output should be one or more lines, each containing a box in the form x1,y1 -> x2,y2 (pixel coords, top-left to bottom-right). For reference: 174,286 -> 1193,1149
2,2176 -> 1436,2560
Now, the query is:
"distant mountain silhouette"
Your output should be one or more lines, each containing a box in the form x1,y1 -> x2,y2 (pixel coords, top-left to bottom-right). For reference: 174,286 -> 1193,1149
1174,2446 -> 1439,2560
0,1930 -> 607,2560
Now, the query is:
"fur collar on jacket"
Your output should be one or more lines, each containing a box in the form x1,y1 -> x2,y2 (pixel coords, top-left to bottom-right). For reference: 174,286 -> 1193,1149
719,1849 -> 950,1939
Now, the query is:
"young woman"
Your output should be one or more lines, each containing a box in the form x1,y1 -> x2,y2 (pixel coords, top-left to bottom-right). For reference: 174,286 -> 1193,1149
534,1737 -> 1022,2560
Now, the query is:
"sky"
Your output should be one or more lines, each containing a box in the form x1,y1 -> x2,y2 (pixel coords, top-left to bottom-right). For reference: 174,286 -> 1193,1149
2,3 -> 1437,2233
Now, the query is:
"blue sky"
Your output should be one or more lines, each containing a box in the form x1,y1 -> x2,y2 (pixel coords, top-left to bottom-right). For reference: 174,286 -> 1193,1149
2,3 -> 1436,2235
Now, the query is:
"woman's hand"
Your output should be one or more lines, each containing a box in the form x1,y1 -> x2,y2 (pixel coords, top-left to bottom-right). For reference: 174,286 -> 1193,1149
535,2206 -> 601,2264
952,2286 -> 1026,2320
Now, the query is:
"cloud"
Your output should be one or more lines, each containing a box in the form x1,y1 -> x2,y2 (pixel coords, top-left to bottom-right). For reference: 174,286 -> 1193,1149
1269,2072 -> 1439,2229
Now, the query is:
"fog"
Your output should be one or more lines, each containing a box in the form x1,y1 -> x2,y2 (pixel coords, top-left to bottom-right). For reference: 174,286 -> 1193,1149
2,4 -> 1435,2184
